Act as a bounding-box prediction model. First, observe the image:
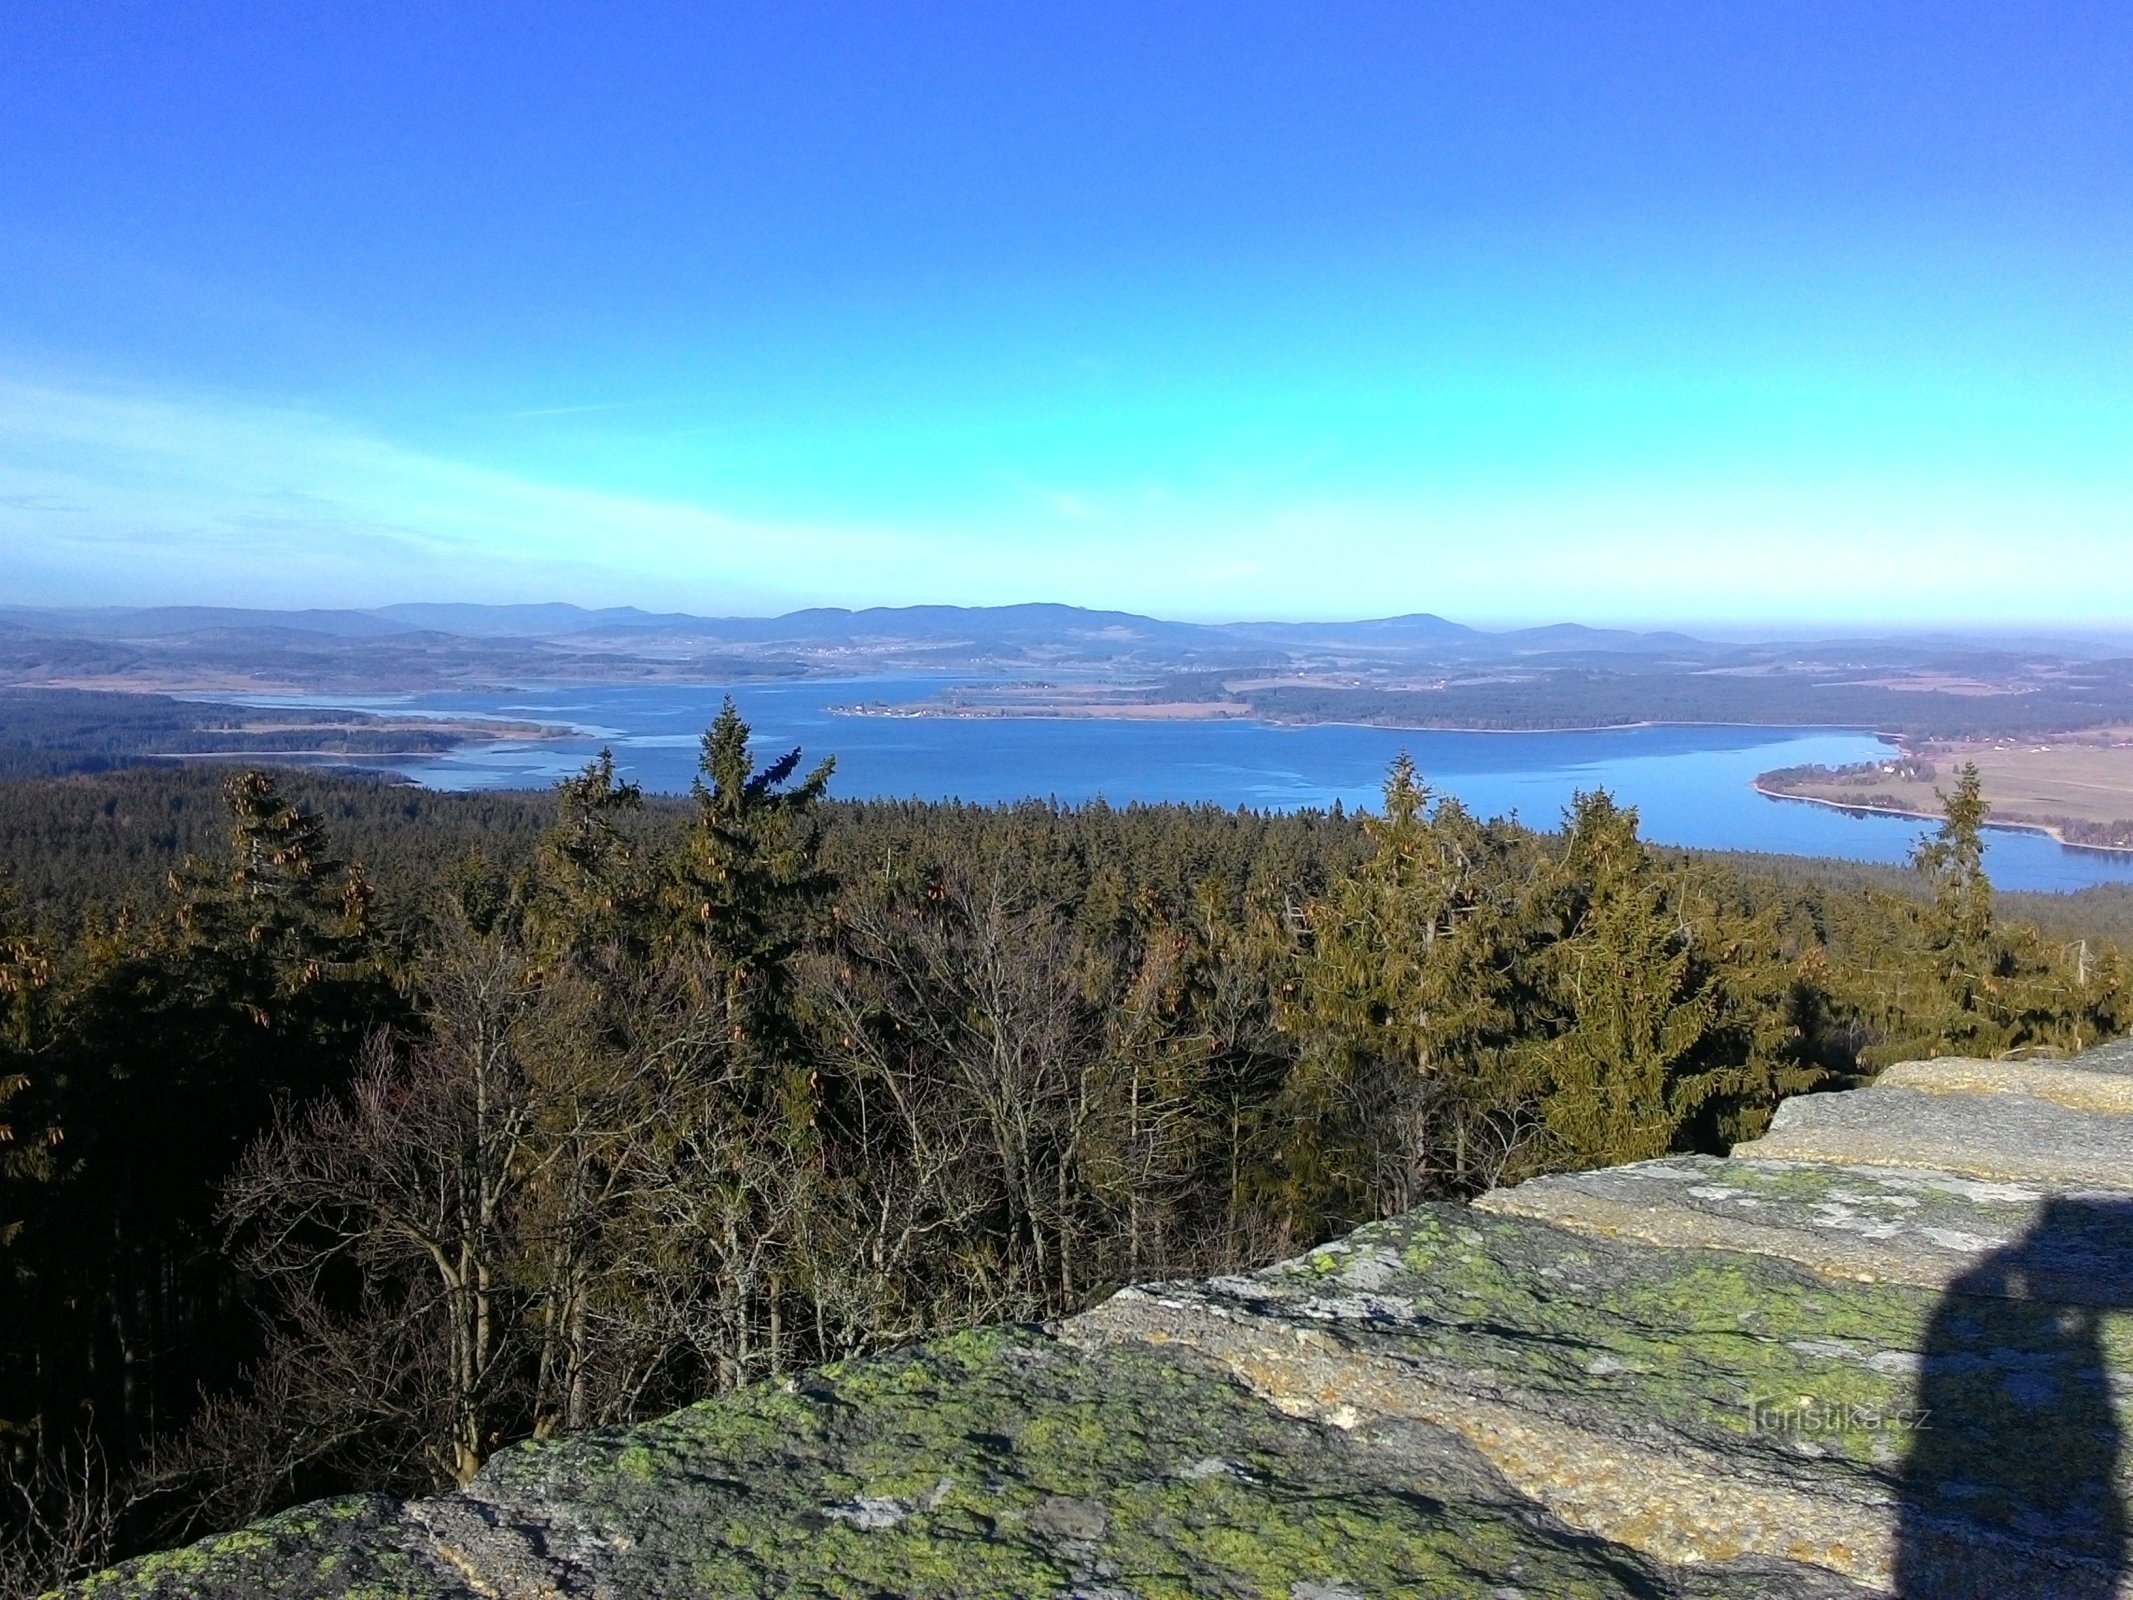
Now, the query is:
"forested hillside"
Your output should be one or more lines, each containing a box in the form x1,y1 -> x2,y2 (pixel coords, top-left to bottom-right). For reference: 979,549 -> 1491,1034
2,707 -> 2126,1591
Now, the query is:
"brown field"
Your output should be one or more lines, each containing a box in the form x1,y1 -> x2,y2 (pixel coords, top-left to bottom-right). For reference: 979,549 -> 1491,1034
1759,730 -> 2133,851
1836,674 -> 2023,697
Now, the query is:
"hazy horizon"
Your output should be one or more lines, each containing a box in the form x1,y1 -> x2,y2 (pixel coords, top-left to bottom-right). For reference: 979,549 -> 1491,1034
12,594 -> 2133,652
4,4 -> 2129,628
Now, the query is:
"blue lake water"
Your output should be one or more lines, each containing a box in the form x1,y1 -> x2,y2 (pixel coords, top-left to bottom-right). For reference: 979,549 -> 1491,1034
219,679 -> 2133,895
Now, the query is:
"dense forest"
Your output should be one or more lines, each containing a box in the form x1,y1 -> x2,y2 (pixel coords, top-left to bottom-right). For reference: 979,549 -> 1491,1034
2,706 -> 2127,1592
1236,657 -> 2133,739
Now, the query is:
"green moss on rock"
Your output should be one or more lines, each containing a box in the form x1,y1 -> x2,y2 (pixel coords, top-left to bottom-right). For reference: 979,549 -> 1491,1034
64,1322 -> 1865,1599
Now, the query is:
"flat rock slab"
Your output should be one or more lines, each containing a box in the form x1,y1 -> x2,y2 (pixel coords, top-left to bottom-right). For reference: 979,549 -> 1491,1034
1736,1084 -> 2133,1189
1879,1055 -> 2133,1113
2077,1036 -> 2133,1075
65,1327 -> 1871,1600
1476,1155 -> 2133,1303
1070,1203 -> 2133,1598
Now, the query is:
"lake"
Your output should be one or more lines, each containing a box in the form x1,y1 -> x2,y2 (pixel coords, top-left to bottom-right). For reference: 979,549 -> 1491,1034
218,679 -> 2133,895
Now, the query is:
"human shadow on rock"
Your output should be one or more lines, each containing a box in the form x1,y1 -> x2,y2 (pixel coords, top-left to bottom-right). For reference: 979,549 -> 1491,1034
1895,1196 -> 2133,1598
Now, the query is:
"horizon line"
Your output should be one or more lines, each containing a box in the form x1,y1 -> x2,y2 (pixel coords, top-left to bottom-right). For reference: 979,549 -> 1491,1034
5,597 -> 2132,645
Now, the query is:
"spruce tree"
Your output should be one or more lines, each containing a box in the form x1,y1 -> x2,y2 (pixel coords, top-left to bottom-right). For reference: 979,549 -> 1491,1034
1529,792 -> 1719,1168
1913,761 -> 1994,961
668,700 -> 835,1052
1290,756 -> 1542,1217
527,749 -> 653,963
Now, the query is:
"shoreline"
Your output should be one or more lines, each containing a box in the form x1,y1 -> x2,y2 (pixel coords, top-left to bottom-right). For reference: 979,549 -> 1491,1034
831,701 -> 1906,741
1751,781 -> 2133,858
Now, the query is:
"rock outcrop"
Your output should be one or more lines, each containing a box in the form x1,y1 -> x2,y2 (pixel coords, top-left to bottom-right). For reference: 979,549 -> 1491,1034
67,1040 -> 2133,1599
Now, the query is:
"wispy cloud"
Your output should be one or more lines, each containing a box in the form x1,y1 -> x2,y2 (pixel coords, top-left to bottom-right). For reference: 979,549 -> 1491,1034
0,370 -> 921,610
504,400 -> 672,419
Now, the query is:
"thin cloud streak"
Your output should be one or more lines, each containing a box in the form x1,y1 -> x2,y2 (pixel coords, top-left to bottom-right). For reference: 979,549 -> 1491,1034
0,371 -> 920,611
504,400 -> 673,419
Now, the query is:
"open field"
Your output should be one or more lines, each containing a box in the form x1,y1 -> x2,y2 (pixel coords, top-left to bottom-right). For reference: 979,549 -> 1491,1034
1758,730 -> 2133,851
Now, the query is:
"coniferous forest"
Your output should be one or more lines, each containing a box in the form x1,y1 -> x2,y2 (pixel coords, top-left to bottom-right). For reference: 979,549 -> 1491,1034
2,704 -> 2127,1590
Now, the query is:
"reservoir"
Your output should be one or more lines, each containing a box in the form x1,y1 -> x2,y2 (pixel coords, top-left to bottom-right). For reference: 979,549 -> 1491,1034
213,679 -> 2133,896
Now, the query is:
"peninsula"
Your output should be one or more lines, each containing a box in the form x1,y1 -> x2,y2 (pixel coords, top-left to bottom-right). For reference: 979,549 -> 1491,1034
1757,731 -> 2133,853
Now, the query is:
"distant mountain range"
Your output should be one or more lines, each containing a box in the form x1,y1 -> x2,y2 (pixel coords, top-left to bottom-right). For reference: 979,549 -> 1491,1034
8,602 -> 2120,658
3,602 -> 2131,741
0,600 -> 1718,654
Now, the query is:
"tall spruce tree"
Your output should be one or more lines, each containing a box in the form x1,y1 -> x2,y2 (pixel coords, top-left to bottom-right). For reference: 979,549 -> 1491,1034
668,700 -> 835,1058
1914,761 -> 1995,961
1528,793 -> 1721,1168
1289,757 -> 1544,1218
527,749 -> 654,964
3,772 -> 397,1506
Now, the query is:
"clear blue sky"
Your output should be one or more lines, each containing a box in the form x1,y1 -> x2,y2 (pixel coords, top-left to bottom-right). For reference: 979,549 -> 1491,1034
2,2 -> 2129,626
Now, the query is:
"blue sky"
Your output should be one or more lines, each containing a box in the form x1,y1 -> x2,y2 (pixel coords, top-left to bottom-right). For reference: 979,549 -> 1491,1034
2,2 -> 2129,626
